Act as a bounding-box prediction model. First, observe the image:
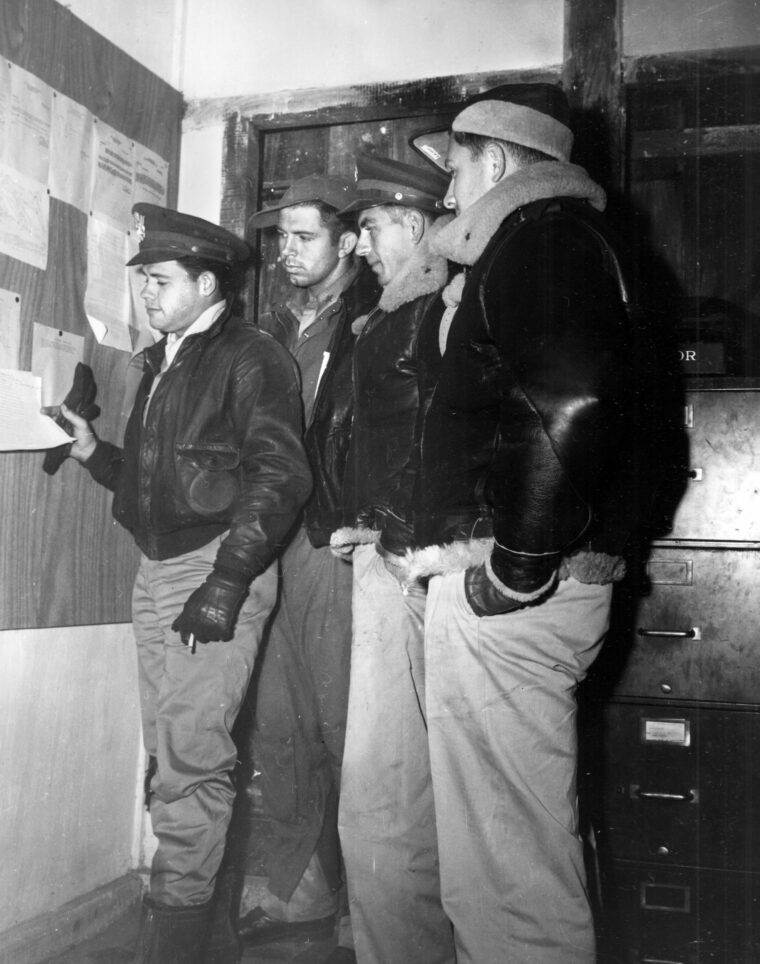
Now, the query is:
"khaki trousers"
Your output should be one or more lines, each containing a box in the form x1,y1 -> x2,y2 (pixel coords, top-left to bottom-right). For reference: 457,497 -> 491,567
425,571 -> 612,964
132,536 -> 277,906
251,525 -> 352,912
338,545 -> 456,964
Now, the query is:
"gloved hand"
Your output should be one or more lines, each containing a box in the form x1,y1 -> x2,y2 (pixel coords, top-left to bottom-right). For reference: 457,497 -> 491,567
42,363 -> 100,474
59,405 -> 98,463
464,563 -> 527,618
171,566 -> 250,644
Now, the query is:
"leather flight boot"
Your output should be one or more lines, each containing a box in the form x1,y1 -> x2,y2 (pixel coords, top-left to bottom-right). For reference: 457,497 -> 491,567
205,866 -> 242,964
133,894 -> 213,964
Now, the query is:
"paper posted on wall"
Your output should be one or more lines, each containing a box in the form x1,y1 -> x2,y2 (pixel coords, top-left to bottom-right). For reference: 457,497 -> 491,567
84,214 -> 132,352
0,370 -> 73,450
0,289 -> 21,369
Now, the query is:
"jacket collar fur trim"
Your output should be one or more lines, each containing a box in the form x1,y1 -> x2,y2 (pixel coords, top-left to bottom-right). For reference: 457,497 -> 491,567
376,215 -> 451,313
431,161 -> 606,267
352,230 -> 449,335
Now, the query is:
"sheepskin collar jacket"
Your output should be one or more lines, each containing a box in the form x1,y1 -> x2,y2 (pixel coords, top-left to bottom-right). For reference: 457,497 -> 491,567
333,234 -> 449,556
410,161 -> 637,592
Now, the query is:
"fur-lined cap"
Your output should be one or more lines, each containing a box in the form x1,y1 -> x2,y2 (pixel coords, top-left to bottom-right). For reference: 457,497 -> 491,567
410,83 -> 574,169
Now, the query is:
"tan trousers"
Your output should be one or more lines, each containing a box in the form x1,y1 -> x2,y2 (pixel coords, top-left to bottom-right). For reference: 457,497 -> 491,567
132,535 -> 277,906
425,571 -> 612,964
338,545 -> 456,964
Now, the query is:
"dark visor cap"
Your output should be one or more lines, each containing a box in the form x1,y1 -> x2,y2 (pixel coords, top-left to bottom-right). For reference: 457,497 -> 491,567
338,154 -> 448,216
126,203 -> 251,267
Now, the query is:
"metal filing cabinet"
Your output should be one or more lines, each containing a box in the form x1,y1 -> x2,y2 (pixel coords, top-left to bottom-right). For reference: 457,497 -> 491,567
597,388 -> 760,964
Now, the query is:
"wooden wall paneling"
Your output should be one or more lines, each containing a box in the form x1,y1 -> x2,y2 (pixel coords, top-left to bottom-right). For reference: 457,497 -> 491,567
623,46 -> 760,86
0,0 -> 182,629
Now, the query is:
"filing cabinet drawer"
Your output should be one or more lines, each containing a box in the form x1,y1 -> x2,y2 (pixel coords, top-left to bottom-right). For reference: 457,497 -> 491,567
670,391 -> 760,542
611,547 -> 760,702
602,862 -> 760,964
600,702 -> 760,871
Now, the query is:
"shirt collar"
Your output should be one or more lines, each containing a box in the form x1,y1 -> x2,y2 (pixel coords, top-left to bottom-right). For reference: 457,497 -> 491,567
285,261 -> 359,323
164,300 -> 226,367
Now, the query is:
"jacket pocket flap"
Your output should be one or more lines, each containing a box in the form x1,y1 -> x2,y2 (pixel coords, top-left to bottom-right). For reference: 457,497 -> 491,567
176,443 -> 240,471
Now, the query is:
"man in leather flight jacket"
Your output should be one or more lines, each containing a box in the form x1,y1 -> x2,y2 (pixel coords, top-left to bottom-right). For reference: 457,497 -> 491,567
61,204 -> 311,964
238,176 -> 378,960
329,155 -> 457,964
396,85 -> 644,963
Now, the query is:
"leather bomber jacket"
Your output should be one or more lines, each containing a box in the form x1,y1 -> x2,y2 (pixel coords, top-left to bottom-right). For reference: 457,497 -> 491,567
415,198 -> 637,592
344,290 -> 446,556
260,267 -> 380,548
85,302 -> 312,577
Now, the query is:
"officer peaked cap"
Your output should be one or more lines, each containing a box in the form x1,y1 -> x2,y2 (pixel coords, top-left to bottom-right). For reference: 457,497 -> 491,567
127,203 -> 250,267
339,154 -> 448,216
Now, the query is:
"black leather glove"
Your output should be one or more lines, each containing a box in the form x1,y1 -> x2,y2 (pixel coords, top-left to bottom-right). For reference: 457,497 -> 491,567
42,363 -> 101,475
464,563 -> 527,618
171,566 -> 249,644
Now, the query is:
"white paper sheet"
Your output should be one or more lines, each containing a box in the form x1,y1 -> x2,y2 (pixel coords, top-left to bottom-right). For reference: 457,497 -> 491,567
48,92 -> 94,213
0,58 -> 11,150
31,324 -> 85,408
5,63 -> 52,186
133,142 -> 169,207
0,369 -> 73,451
0,161 -> 49,269
84,214 -> 132,352
91,118 -> 134,227
0,288 -> 21,369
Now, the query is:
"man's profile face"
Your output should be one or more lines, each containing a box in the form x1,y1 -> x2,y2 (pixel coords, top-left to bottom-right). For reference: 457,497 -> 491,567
277,205 -> 341,289
138,260 -> 208,336
355,206 -> 414,288
443,137 -> 495,216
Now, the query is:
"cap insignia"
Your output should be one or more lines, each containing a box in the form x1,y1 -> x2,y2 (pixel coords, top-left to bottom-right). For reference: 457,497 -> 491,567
133,212 -> 146,242
420,144 -> 442,162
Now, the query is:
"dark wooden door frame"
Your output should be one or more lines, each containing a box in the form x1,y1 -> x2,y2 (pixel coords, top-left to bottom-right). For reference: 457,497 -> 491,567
217,66 -> 563,245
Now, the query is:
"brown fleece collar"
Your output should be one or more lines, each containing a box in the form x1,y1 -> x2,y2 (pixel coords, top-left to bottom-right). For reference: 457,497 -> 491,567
431,161 -> 606,267
375,214 -> 452,313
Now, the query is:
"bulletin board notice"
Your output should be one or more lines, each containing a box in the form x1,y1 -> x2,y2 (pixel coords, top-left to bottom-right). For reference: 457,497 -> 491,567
0,0 -> 182,629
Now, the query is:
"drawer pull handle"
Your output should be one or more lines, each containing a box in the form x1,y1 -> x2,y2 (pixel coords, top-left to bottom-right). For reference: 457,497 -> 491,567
638,627 -> 701,640
631,785 -> 697,803
643,959 -> 685,964
640,880 -> 691,913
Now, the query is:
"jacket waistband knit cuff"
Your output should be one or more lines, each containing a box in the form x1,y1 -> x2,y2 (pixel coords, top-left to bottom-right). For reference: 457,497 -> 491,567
405,537 -> 626,585
484,553 -> 557,603
330,526 -> 380,550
